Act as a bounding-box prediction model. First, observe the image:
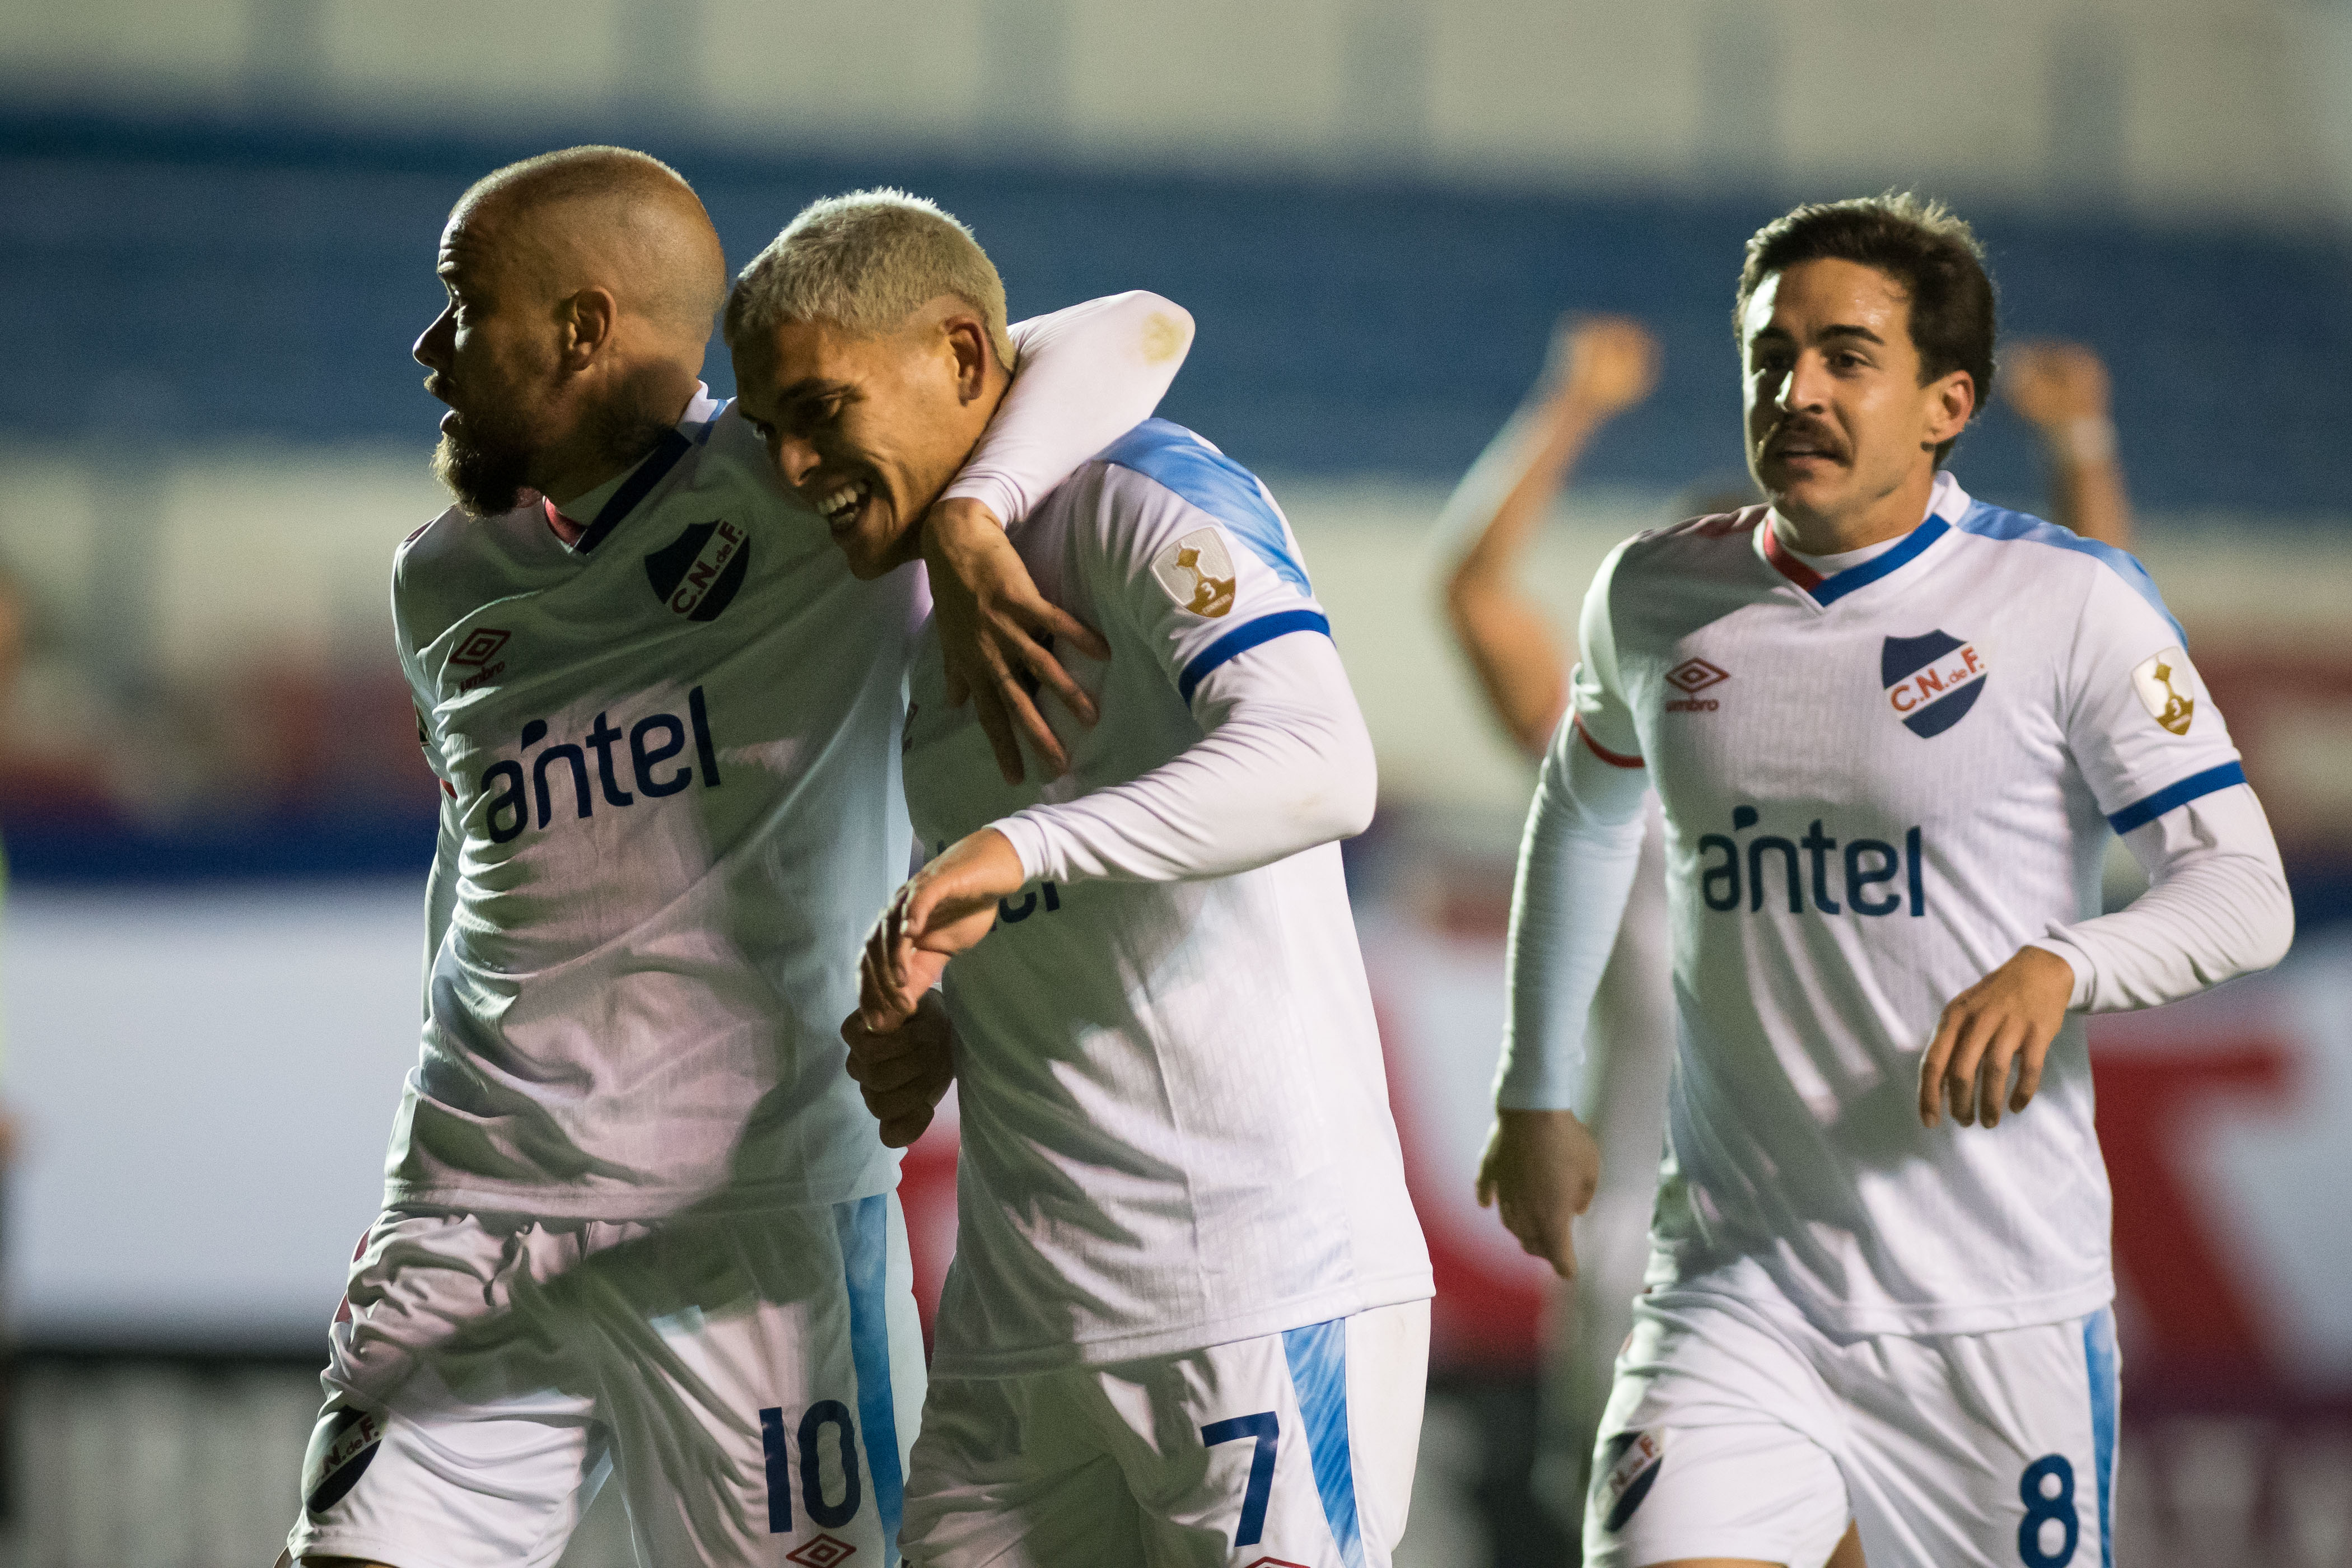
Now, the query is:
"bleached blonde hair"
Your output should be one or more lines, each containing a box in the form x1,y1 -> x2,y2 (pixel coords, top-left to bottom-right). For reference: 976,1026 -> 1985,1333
724,188 -> 1016,370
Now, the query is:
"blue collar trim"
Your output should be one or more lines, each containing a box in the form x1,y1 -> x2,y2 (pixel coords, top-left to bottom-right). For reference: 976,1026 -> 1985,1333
1810,516 -> 1949,606
573,428 -> 694,554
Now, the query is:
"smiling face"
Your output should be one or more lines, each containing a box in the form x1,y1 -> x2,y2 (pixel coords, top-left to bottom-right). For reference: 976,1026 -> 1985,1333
731,301 -> 1005,578
1741,257 -> 1974,550
412,203 -> 570,515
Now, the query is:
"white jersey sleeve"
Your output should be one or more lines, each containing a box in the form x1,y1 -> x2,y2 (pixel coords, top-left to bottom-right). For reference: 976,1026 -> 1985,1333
939,292 -> 1196,525
2033,787 -> 2294,1011
1494,542 -> 1653,1113
988,458 -> 1369,884
2023,563 -> 2294,1008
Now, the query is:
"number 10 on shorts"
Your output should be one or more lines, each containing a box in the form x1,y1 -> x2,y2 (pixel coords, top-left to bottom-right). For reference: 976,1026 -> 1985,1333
761,1401 -> 864,1534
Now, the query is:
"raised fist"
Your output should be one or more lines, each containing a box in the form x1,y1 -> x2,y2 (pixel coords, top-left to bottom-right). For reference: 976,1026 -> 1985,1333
2001,340 -> 2111,431
1541,313 -> 1662,421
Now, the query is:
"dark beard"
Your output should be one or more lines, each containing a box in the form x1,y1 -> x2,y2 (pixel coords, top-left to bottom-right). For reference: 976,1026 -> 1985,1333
431,380 -> 676,519
432,427 -> 538,518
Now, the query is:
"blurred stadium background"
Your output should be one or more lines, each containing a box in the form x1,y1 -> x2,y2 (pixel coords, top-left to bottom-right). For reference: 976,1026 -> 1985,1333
5,1 -> 2352,1563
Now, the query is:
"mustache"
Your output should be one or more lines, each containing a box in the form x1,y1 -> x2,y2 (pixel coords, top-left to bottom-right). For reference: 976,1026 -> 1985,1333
1760,417 -> 1848,462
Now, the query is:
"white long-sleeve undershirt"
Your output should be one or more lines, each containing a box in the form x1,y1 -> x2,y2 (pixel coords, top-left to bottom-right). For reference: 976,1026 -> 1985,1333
2028,784 -> 2295,1011
939,291 -> 1198,528
1495,713 -> 1650,1113
990,631 -> 1377,885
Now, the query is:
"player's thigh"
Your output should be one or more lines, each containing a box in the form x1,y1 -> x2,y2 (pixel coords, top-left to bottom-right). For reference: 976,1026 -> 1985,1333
286,1371 -> 609,1568
1837,1307 -> 2119,1568
1583,1296 -> 1852,1568
593,1193 -> 927,1568
1089,1300 -> 1430,1568
902,1366 -> 1146,1568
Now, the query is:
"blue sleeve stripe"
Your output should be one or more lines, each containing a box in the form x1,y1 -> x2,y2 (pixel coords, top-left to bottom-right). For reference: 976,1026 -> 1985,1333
2106,760 -> 2247,835
1100,418 -> 1314,595
1176,609 -> 1331,704
1956,501 -> 2186,642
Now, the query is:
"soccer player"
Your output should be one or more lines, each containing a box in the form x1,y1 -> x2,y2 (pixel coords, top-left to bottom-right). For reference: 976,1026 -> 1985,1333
282,147 -> 1192,1568
727,189 -> 1433,1568
1483,194 -> 2293,1568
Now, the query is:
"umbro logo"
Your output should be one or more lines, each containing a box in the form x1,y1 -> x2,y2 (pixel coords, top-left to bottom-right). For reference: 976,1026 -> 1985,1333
1665,657 -> 1728,694
1665,657 -> 1728,712
783,1534 -> 856,1567
451,627 -> 511,692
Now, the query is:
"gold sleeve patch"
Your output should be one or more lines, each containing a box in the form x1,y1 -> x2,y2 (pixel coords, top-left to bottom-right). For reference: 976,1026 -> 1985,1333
1152,527 -> 1237,619
2131,647 -> 2197,735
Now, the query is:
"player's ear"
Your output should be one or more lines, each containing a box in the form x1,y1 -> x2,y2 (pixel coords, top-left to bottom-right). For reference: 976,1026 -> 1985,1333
1924,368 -> 1974,450
559,286 -> 620,368
944,316 -> 991,404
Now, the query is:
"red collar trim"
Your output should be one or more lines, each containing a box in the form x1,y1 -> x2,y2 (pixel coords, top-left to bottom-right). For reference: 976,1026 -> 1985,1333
1760,523 -> 1823,591
543,497 -> 587,547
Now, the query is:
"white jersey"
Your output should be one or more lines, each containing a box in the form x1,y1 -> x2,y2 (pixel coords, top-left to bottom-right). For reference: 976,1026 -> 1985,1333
1501,470 -> 2290,1337
389,296 -> 1189,1220
901,419 -> 1432,1378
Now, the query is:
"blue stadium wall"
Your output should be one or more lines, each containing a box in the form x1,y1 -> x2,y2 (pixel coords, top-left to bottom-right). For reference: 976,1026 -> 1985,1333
7,106 -> 2352,512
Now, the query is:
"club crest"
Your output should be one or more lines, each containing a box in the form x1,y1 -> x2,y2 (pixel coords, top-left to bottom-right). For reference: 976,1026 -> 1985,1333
1152,526 -> 1238,619
301,1400 -> 385,1515
645,518 -> 752,622
1594,1429 -> 1666,1532
1882,630 -> 1987,738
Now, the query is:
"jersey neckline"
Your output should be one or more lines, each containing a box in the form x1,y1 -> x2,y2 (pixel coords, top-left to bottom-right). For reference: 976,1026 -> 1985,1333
549,390 -> 732,557
1758,472 -> 1972,608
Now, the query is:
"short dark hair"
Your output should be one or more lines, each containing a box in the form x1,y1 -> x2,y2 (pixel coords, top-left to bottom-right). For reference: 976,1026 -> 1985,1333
1735,193 -> 1996,465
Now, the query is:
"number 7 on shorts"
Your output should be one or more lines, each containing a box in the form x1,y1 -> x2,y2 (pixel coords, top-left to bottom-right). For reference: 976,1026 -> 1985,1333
1202,1411 -> 1281,1550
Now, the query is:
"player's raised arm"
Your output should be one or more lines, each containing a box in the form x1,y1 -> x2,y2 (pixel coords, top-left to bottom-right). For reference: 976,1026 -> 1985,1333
2001,339 -> 2133,550
1477,543 -> 1651,1277
1434,314 -> 1659,757
1918,566 -> 2294,1128
925,291 -> 1197,783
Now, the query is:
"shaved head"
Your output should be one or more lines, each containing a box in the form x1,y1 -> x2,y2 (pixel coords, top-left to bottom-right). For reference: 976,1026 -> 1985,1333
455,146 -> 726,348
417,146 -> 727,516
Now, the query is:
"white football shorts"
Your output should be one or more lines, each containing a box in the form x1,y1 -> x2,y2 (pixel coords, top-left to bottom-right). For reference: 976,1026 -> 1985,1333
286,1193 -> 923,1568
902,1299 -> 1428,1568
1583,1284 -> 2119,1568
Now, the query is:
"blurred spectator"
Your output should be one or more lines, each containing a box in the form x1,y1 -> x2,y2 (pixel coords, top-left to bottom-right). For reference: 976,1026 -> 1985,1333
1438,314 -> 1661,755
1433,313 -> 1687,1548
2002,339 -> 2134,550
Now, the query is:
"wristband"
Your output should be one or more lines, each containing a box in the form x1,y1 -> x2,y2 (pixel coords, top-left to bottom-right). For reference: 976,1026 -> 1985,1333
2052,416 -> 2116,468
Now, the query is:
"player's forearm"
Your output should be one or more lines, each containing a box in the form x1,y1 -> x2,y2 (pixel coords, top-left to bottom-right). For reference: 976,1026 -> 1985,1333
939,292 -> 1195,526
1495,716 -> 1649,1112
1445,586 -> 1570,759
2040,424 -> 2132,550
2029,786 -> 2294,1012
1435,394 -> 1599,582
991,633 -> 1374,884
